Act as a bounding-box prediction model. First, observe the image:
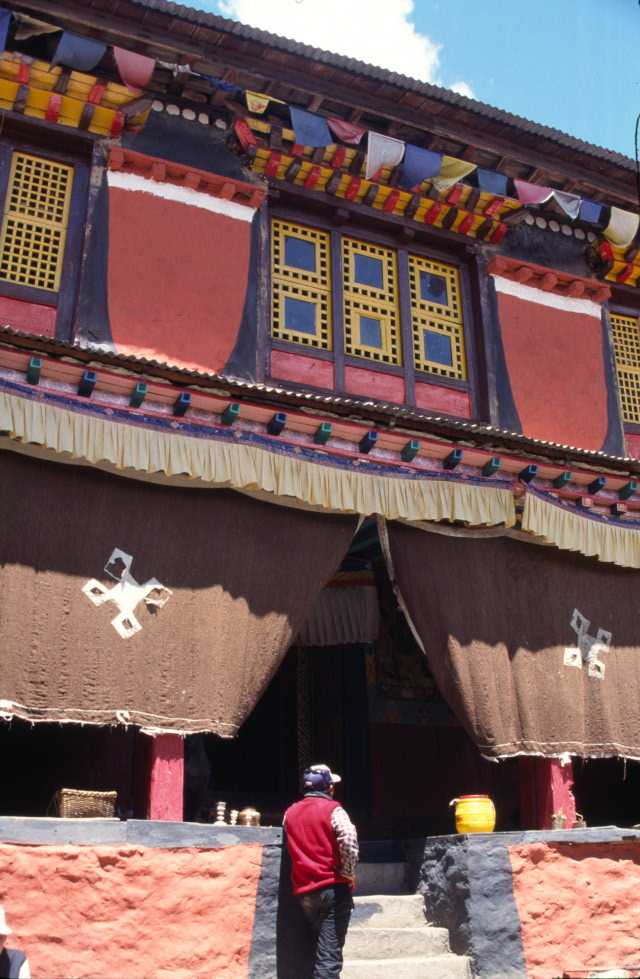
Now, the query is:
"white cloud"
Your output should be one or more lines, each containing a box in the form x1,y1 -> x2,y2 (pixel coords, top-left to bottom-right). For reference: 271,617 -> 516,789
216,0 -> 441,83
450,80 -> 475,99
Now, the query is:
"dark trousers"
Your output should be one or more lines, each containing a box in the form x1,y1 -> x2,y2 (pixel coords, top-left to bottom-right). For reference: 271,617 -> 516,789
298,884 -> 353,979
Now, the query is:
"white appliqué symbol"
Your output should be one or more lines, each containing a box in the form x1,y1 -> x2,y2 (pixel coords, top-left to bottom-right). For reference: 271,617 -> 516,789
563,608 -> 611,680
82,548 -> 172,640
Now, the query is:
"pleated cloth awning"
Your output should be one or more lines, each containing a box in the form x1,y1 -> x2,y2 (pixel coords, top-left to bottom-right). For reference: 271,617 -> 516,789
297,572 -> 380,646
384,521 -> 640,760
0,449 -> 356,735
0,388 -> 515,527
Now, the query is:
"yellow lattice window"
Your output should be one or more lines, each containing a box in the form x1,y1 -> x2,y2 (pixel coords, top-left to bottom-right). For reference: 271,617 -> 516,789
611,312 -> 640,424
409,255 -> 466,380
0,152 -> 74,292
271,219 -> 332,349
342,237 -> 401,365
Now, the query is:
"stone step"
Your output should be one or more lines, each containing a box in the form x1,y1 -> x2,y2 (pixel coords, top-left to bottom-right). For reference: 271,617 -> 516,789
355,861 -> 408,896
341,953 -> 473,979
351,893 -> 426,929
344,925 -> 450,959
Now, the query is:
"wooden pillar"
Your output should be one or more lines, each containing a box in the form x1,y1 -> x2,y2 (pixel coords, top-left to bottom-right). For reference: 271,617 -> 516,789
519,756 -> 576,829
147,734 -> 184,821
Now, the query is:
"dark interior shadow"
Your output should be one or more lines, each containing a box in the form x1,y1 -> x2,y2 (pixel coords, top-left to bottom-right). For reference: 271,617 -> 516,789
276,845 -> 315,979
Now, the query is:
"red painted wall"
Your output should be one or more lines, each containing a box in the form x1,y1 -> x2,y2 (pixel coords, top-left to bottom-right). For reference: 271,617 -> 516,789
414,380 -> 471,418
270,349 -> 334,389
0,842 -> 262,979
344,365 -> 405,403
108,188 -> 251,373
510,841 -> 640,978
497,292 -> 608,450
0,295 -> 56,337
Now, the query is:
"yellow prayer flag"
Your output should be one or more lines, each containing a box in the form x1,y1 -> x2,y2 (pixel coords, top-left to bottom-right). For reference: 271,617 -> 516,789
604,207 -> 640,249
245,90 -> 285,115
432,156 -> 477,194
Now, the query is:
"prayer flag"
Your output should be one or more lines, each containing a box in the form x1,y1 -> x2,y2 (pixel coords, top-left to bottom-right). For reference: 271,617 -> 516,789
398,144 -> 442,190
0,7 -> 10,53
604,207 -> 640,249
289,107 -> 331,148
579,199 -> 603,225
327,117 -> 366,145
514,179 -> 553,206
113,46 -> 155,91
52,32 -> 106,71
552,190 -> 581,221
477,168 -> 508,196
431,156 -> 476,194
203,75 -> 242,96
244,90 -> 285,114
365,131 -> 405,180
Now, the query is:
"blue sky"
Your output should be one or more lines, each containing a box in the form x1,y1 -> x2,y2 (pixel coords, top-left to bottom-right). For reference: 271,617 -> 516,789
190,0 -> 640,160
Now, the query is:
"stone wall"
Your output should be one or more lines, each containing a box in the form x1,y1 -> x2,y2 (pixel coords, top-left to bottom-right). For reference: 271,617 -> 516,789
420,826 -> 640,979
0,818 -> 288,979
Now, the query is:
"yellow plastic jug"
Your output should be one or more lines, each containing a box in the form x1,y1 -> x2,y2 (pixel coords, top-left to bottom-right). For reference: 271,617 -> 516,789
449,794 -> 496,833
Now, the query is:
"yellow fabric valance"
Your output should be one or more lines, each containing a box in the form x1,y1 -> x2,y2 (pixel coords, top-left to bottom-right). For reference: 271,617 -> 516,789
522,490 -> 640,570
0,389 -> 515,526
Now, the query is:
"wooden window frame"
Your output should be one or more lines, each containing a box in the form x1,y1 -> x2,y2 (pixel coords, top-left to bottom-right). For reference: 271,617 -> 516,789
266,204 -> 478,414
0,131 -> 90,339
610,303 -> 640,433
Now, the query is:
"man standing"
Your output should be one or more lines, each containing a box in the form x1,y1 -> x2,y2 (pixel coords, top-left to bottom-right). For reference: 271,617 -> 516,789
283,763 -> 359,979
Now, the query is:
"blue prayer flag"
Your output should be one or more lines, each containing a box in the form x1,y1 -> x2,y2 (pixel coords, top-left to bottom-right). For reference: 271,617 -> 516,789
52,31 -> 106,72
398,144 -> 442,190
202,75 -> 243,96
579,199 -> 603,225
477,168 -> 508,196
0,8 -> 10,53
289,107 -> 331,148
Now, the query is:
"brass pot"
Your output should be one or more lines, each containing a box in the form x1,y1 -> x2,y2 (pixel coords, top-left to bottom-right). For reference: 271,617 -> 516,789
238,807 -> 261,827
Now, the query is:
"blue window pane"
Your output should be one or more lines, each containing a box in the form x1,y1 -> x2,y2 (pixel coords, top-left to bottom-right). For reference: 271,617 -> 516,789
420,271 -> 448,305
354,254 -> 384,289
285,296 -> 317,335
284,236 -> 316,272
360,315 -> 382,348
424,330 -> 453,366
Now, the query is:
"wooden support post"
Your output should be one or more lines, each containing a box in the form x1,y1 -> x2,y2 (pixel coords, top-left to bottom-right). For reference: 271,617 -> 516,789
519,757 -> 576,829
147,734 -> 184,821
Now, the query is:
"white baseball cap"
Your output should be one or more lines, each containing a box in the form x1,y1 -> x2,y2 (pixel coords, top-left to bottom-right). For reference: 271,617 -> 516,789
305,764 -> 342,788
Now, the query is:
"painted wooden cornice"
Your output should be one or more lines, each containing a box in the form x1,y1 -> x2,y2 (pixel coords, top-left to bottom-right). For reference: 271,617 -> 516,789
488,256 -> 611,304
108,147 -> 265,208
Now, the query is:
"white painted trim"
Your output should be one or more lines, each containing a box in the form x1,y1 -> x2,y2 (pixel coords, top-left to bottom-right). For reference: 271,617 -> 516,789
492,274 -> 602,319
107,170 -> 256,222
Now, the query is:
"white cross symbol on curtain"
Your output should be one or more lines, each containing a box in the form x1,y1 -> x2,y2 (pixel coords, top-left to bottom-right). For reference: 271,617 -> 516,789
563,608 -> 611,680
82,548 -> 172,639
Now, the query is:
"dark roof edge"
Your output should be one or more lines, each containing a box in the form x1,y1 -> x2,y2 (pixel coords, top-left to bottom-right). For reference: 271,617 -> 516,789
130,0 -> 635,173
1,326 -> 637,475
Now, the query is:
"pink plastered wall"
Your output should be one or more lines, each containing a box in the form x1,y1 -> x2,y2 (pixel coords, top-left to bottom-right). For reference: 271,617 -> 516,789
509,840 -> 640,979
0,842 -> 263,979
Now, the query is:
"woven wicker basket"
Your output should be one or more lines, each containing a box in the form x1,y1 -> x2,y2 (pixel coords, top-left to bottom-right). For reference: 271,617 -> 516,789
54,788 -> 117,819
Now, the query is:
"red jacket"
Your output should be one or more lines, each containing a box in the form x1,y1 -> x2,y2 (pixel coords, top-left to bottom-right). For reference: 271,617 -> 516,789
284,794 -> 352,895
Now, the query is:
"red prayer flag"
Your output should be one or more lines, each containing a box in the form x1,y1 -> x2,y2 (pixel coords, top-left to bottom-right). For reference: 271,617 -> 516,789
113,46 -> 155,92
327,117 -> 366,146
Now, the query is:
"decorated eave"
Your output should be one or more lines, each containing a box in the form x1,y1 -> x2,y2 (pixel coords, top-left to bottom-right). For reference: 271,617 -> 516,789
5,326 -> 640,574
9,0 -> 636,204
3,2 -> 640,286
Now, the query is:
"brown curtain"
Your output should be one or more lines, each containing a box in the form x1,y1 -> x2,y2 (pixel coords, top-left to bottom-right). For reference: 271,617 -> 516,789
0,450 -> 356,734
386,523 -> 640,759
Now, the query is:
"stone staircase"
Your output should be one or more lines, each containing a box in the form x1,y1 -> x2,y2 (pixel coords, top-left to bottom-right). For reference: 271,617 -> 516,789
342,865 -> 472,979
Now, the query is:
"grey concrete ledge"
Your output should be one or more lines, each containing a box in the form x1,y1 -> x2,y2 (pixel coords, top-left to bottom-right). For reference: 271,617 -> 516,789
0,816 -> 283,848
